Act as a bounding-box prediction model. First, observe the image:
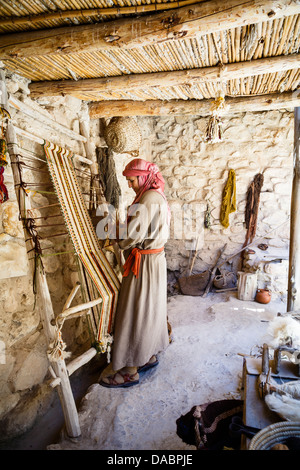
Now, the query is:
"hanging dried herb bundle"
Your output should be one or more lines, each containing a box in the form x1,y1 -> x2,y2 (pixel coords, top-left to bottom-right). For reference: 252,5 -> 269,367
205,115 -> 224,143
205,96 -> 227,144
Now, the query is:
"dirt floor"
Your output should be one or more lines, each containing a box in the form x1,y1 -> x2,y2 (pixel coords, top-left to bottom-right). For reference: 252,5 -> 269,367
1,291 -> 287,451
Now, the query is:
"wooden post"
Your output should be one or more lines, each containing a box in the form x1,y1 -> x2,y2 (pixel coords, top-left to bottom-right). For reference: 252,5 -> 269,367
1,70 -> 81,438
35,267 -> 81,438
288,107 -> 300,312
89,91 -> 300,118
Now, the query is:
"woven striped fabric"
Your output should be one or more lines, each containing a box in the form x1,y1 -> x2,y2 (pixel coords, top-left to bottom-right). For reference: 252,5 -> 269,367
44,141 -> 120,353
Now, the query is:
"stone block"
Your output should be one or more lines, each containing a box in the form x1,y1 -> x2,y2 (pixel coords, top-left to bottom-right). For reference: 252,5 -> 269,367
260,191 -> 277,203
0,392 -> 20,421
223,125 -> 252,141
263,167 -> 291,179
183,176 -> 206,188
0,383 -> 55,441
263,210 -> 287,227
0,240 -> 29,280
11,335 -> 49,392
274,182 -> 292,196
264,260 -> 288,276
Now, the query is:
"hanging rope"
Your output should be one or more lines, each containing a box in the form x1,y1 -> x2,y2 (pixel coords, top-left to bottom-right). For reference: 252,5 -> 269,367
241,173 -> 264,264
47,315 -> 71,362
22,216 -> 44,294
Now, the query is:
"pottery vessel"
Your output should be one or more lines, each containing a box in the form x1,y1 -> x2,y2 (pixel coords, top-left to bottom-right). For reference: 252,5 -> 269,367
255,288 -> 271,304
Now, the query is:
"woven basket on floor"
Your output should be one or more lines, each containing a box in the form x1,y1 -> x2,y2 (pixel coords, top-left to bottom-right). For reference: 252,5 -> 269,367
104,117 -> 142,154
249,421 -> 300,450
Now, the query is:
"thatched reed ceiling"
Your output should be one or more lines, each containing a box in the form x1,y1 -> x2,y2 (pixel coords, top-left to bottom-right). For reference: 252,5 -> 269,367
0,0 -> 299,116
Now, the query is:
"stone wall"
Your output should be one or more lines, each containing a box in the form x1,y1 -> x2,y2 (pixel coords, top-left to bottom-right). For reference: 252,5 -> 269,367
158,111 -> 292,295
0,70 -> 100,440
111,111 -> 293,296
0,67 -> 294,441
124,112 -> 292,297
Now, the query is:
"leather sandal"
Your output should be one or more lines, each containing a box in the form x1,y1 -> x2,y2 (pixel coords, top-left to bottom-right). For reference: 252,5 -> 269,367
100,371 -> 139,388
138,356 -> 159,373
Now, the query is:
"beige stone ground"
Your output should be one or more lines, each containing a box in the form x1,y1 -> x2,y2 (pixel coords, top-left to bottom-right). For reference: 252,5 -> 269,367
45,291 -> 286,450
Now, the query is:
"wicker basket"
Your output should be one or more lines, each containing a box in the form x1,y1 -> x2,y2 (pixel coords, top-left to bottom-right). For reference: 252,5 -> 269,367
249,421 -> 300,450
104,117 -> 142,154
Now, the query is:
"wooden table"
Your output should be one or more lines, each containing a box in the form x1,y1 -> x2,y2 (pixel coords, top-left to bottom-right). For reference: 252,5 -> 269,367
241,356 -> 299,449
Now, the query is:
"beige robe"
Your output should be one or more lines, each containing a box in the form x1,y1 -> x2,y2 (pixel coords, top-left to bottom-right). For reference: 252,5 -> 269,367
111,189 -> 170,371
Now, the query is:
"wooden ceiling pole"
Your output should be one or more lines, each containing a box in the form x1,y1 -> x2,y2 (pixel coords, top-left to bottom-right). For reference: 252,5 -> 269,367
0,0 -> 299,59
88,91 -> 300,118
0,0 -> 206,27
28,53 -> 300,98
288,105 -> 300,312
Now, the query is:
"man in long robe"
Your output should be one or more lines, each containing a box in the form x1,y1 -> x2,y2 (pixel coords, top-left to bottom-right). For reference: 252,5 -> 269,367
100,158 -> 170,388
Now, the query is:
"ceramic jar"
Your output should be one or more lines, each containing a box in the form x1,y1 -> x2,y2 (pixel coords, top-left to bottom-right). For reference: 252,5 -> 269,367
255,288 -> 271,304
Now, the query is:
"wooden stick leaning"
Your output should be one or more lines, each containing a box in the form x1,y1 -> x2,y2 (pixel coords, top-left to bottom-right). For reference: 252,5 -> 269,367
189,235 -> 202,276
202,243 -> 227,298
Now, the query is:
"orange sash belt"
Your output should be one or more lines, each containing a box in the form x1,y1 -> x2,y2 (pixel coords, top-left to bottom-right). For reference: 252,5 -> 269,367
123,246 -> 164,279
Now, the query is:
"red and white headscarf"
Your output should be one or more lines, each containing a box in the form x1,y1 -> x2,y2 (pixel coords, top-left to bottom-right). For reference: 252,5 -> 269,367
123,158 -> 170,223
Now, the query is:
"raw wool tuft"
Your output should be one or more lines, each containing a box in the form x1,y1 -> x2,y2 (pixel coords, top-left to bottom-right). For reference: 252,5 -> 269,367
267,316 -> 300,349
264,377 -> 300,422
104,117 -> 142,155
265,393 -> 300,421
267,377 -> 300,399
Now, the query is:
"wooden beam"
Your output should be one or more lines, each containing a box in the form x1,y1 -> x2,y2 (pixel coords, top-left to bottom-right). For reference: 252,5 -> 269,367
0,0 -> 206,28
13,125 -> 92,165
288,106 -> 300,312
0,0 -> 299,58
88,91 -> 300,118
29,54 -> 300,98
67,348 -> 97,377
57,297 -> 103,322
8,95 -> 87,142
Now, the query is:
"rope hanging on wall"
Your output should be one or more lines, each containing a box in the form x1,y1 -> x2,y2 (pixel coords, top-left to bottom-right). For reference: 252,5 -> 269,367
104,117 -> 142,155
241,173 -> 264,265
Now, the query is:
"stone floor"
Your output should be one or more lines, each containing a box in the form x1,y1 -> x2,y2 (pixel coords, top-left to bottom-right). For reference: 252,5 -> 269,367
42,291 -> 287,451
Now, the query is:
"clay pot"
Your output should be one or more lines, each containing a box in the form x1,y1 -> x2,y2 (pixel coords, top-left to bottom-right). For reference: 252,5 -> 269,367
255,288 -> 272,304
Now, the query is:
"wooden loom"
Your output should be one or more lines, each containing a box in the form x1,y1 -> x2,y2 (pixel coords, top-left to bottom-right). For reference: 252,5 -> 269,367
1,71 -> 120,438
43,141 -> 120,351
